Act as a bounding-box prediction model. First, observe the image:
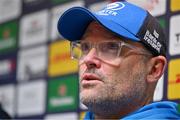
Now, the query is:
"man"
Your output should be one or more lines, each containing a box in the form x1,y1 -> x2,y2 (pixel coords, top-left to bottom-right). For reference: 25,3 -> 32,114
57,1 -> 180,119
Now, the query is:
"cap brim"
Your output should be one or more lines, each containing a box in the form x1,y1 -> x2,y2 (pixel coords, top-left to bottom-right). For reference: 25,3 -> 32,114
57,7 -> 140,42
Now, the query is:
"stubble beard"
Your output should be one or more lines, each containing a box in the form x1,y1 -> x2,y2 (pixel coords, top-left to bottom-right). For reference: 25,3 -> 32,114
80,68 -> 148,117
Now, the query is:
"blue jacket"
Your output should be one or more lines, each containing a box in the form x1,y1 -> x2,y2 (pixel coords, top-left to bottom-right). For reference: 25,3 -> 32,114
84,101 -> 180,119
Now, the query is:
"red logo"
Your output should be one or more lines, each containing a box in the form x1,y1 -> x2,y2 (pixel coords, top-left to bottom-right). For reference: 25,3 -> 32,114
58,85 -> 67,96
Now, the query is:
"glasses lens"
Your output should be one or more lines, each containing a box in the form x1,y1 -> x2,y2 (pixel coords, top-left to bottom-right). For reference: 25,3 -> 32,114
71,42 -> 82,59
99,42 -> 119,60
81,42 -> 91,55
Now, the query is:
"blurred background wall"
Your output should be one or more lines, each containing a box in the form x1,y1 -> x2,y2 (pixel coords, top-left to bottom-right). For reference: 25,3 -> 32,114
0,0 -> 179,119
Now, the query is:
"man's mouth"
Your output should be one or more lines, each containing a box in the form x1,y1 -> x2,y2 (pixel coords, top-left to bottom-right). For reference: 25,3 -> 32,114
81,73 -> 103,86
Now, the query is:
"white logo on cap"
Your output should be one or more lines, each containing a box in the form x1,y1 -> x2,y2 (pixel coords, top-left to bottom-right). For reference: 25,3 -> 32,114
106,2 -> 125,11
144,30 -> 162,53
96,2 -> 125,16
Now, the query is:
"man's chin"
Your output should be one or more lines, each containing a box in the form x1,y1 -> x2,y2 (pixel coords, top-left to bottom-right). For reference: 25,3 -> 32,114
80,89 -> 96,97
80,90 -> 99,102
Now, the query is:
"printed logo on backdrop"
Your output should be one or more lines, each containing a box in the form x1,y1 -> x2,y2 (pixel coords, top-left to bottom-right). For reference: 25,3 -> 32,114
47,75 -> 78,112
50,1 -> 84,41
17,45 -> 47,81
20,10 -> 48,47
0,0 -> 21,23
170,0 -> 180,12
158,17 -> 166,29
168,59 -> 180,100
17,80 -> 46,116
176,33 -> 180,43
127,0 -> 166,16
96,2 -> 125,16
169,15 -> 180,55
50,84 -> 73,107
0,58 -> 16,82
48,40 -> 78,77
59,85 -> 67,96
0,21 -> 18,54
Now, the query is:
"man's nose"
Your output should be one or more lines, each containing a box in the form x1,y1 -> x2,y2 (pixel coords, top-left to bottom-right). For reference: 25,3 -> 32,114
83,48 -> 101,69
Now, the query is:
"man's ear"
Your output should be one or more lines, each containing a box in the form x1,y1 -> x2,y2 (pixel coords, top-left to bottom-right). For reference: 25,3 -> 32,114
147,56 -> 167,83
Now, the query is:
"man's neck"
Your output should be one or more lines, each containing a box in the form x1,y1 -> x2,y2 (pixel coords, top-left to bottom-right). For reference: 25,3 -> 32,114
94,98 -> 153,120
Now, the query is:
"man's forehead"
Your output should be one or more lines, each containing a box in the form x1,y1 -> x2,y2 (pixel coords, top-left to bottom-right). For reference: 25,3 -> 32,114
85,22 -> 108,34
82,21 -> 148,49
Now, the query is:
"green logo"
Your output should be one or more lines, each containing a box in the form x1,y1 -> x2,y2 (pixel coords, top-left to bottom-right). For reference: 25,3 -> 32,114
47,74 -> 78,113
158,17 -> 166,29
0,21 -> 18,54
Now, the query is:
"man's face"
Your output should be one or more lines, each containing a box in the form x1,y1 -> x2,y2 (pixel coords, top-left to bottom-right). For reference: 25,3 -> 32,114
79,22 -> 150,114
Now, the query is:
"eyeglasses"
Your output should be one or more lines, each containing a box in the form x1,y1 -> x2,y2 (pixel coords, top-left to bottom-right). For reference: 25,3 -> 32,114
70,40 -> 152,64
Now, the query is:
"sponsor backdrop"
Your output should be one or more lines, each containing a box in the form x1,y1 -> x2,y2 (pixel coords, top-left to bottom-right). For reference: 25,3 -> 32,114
0,0 -> 179,119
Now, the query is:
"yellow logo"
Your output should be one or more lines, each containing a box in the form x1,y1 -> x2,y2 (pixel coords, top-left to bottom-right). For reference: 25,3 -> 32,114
168,59 -> 180,100
48,40 -> 78,77
171,0 -> 180,12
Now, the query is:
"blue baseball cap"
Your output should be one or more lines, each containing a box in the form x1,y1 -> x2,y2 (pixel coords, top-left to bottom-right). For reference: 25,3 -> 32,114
57,1 -> 166,56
